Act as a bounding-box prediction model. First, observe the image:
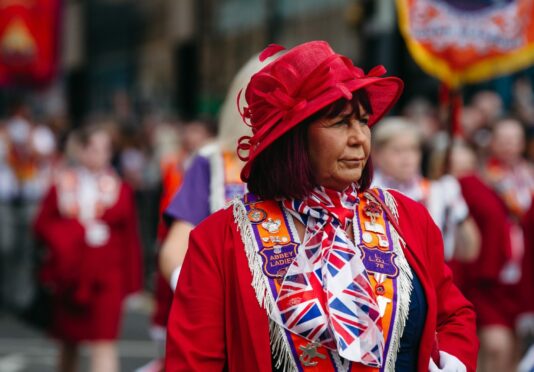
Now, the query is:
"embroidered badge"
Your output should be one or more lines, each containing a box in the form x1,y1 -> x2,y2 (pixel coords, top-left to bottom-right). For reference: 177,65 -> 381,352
363,200 -> 382,225
259,242 -> 299,278
360,245 -> 399,278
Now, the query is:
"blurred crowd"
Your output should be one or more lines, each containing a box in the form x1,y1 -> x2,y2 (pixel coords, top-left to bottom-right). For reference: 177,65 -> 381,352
1,77 -> 534,371
0,92 -> 219,371
372,88 -> 534,372
0,94 -> 216,316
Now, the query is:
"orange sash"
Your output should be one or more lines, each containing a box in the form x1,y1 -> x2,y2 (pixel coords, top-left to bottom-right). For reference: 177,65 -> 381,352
242,190 -> 402,371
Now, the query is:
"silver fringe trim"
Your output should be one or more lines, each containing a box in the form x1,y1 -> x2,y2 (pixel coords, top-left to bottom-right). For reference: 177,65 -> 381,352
232,199 -> 297,371
383,189 -> 400,220
382,189 -> 413,372
331,352 -> 351,372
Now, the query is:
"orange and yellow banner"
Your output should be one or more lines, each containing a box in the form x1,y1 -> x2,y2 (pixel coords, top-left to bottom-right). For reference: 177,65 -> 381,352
397,0 -> 534,88
0,0 -> 61,87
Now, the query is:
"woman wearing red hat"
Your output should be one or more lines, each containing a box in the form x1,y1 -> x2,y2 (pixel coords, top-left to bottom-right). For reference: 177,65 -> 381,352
165,41 -> 477,371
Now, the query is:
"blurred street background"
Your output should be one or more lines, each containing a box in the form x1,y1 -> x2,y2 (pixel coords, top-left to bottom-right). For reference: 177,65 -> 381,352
0,299 -> 154,372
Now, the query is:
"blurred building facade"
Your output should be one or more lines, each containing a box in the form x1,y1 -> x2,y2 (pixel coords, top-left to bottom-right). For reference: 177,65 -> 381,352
0,0 -> 437,124
59,0 -> 420,123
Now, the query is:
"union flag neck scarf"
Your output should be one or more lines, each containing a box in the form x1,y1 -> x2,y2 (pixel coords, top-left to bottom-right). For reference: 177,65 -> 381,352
280,185 -> 384,367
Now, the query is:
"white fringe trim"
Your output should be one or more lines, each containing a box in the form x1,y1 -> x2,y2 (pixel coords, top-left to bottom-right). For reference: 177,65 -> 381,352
383,189 -> 400,220
232,199 -> 297,371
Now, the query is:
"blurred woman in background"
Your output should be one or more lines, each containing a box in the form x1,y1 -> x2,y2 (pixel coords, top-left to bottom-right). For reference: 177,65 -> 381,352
475,117 -> 534,371
158,54 -> 270,290
371,117 -> 480,263
139,117 -> 216,372
34,124 -> 143,372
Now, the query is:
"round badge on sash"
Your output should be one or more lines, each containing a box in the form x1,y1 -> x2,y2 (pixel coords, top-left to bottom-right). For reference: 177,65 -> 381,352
248,207 -> 267,223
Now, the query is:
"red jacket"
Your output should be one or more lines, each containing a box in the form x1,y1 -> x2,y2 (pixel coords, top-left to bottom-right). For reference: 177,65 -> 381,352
521,201 -> 534,315
34,184 -> 143,296
33,183 -> 143,340
165,190 -> 478,371
452,174 -> 534,328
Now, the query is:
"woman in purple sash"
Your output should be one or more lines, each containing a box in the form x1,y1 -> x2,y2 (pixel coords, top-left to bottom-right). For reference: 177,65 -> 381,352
158,55 -> 269,291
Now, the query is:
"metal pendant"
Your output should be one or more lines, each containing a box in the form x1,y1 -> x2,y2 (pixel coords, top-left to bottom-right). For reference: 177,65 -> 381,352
261,218 -> 281,233
261,235 -> 290,244
377,295 -> 392,317
247,207 -> 267,223
377,234 -> 389,248
364,221 -> 385,235
299,342 -> 326,366
362,232 -> 373,244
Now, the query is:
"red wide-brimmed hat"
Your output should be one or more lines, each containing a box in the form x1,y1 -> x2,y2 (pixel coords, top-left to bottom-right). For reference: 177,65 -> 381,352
237,40 -> 404,181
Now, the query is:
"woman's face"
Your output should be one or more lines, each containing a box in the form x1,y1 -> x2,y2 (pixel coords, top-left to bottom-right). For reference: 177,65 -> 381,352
308,103 -> 371,191
450,144 -> 477,177
374,133 -> 421,183
491,119 -> 525,165
81,130 -> 112,172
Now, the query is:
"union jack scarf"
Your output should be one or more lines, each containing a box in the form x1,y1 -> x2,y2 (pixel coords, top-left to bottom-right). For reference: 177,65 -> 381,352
279,184 -> 384,367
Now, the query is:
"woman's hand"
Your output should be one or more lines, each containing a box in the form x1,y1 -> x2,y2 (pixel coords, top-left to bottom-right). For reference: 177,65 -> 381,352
454,217 -> 480,262
429,351 -> 466,372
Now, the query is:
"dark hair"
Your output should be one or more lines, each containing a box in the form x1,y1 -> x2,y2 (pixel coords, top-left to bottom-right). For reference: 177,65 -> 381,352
76,124 -> 111,148
491,115 -> 525,134
247,90 -> 374,199
184,116 -> 219,137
